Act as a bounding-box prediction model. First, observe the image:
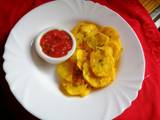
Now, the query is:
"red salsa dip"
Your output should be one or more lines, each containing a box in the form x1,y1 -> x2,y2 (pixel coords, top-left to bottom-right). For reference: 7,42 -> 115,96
40,30 -> 73,57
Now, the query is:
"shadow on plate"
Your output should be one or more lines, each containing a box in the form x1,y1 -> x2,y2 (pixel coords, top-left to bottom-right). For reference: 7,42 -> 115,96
30,39 -> 59,85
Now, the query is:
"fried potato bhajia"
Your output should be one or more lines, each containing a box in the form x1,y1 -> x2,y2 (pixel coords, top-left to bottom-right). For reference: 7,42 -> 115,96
86,32 -> 109,50
76,49 -> 88,70
83,62 -> 114,88
100,26 -> 119,41
60,68 -> 91,97
56,61 -> 73,82
90,49 -> 115,77
60,80 -> 91,97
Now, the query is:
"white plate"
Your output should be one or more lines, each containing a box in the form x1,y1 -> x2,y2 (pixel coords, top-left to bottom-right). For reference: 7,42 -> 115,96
3,0 -> 145,120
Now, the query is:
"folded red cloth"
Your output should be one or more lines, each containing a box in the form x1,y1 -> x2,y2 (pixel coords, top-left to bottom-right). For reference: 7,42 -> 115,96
0,0 -> 160,120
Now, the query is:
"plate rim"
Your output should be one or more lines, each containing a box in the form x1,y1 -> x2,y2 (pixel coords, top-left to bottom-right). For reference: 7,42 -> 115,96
3,0 -> 145,119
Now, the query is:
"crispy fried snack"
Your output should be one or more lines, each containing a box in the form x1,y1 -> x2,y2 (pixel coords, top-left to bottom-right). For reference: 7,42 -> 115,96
56,21 -> 123,97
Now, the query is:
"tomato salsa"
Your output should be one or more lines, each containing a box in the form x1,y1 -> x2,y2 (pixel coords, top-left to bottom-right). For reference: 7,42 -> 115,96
40,30 -> 73,57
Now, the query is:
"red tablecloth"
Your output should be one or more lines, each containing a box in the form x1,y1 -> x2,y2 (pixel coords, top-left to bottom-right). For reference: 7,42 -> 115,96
0,0 -> 160,120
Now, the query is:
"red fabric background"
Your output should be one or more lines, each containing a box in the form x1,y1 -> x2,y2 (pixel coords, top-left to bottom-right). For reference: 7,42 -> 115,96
0,0 -> 160,120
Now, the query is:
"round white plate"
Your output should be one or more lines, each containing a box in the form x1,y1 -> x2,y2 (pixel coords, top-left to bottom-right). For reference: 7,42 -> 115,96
3,0 -> 145,120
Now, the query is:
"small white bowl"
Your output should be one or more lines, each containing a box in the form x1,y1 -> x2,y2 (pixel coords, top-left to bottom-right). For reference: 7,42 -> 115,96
35,27 -> 76,64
